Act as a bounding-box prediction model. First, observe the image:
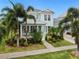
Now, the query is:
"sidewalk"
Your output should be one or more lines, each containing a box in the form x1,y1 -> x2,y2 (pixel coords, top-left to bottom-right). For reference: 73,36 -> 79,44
0,44 -> 77,59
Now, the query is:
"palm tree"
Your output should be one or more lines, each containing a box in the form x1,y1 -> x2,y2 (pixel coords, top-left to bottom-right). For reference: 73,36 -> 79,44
0,0 -> 26,47
59,7 -> 79,51
27,6 -> 34,12
0,0 -> 36,47
24,6 -> 36,43
59,17 -> 70,38
0,26 -> 6,45
0,19 -> 8,48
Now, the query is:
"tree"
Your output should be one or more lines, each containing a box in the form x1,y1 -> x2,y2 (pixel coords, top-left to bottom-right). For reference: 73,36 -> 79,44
0,26 -> 6,45
0,0 -> 26,47
0,0 -> 36,47
27,6 -> 34,12
24,6 -> 36,44
0,20 -> 8,49
59,7 -> 79,52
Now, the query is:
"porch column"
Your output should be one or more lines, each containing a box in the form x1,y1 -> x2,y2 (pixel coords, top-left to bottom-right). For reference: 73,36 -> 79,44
41,25 -> 44,35
37,26 -> 38,32
47,26 -> 48,33
20,24 -> 22,38
41,26 -> 43,33
45,26 -> 48,33
44,26 -> 47,34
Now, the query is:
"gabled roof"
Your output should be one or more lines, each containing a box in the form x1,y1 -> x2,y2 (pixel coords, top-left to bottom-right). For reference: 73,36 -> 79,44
42,9 -> 54,13
34,9 -> 42,12
26,8 -> 54,14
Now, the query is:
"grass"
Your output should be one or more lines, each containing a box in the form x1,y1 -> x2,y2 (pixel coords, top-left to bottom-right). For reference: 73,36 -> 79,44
13,49 -> 79,59
47,40 -> 73,47
0,43 -> 46,54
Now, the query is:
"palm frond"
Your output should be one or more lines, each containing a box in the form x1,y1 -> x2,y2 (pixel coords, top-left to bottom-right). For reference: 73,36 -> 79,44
1,7 -> 13,12
0,14 -> 7,17
27,15 -> 36,23
27,6 -> 34,11
67,7 -> 79,18
59,16 -> 71,28
9,0 -> 15,8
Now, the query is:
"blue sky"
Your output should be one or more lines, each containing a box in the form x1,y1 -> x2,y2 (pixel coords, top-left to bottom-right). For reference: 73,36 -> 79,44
0,0 -> 79,18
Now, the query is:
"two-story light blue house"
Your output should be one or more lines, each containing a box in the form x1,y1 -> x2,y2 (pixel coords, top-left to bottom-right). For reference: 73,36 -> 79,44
20,8 -> 54,39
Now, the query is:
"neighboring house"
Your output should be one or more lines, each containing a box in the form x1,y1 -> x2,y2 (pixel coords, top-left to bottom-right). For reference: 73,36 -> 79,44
57,12 -> 71,34
53,18 -> 59,27
53,17 -> 64,27
20,9 -> 54,38
53,12 -> 67,27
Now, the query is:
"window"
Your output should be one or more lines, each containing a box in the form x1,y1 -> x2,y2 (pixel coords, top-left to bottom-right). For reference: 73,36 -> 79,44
22,26 -> 26,36
31,26 -> 36,32
31,26 -> 34,32
34,26 -> 37,32
27,26 -> 29,32
36,13 -> 40,19
38,26 -> 41,31
48,15 -> 51,21
44,15 -> 47,21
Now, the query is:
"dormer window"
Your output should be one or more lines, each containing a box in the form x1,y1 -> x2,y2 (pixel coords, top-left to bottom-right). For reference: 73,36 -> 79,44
48,15 -> 51,21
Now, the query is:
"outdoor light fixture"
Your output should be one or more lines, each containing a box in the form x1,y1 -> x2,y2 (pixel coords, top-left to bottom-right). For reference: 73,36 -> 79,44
18,17 -> 24,22
18,17 -> 24,37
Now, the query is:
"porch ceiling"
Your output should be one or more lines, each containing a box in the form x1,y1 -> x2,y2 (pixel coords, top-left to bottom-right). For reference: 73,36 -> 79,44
22,22 -> 46,25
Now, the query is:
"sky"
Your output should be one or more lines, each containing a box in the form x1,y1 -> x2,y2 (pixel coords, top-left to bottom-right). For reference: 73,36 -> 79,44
0,0 -> 79,18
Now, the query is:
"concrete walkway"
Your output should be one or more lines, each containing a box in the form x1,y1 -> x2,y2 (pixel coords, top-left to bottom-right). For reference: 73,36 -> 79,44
42,40 -> 55,49
42,33 -> 55,49
0,45 -> 77,59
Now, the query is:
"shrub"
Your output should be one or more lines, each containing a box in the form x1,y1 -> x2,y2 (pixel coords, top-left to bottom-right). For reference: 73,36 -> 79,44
45,27 -> 64,43
34,31 -> 42,43
19,38 -> 27,46
27,38 -> 37,44
6,37 -> 16,46
30,31 -> 42,44
6,37 -> 27,47
46,31 -> 63,42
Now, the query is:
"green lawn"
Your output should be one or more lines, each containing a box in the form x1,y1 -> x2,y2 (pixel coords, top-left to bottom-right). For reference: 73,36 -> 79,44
13,49 -> 79,59
0,43 -> 46,54
47,40 -> 73,47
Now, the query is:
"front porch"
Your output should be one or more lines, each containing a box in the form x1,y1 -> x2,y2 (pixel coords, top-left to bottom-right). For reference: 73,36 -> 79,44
20,23 -> 48,38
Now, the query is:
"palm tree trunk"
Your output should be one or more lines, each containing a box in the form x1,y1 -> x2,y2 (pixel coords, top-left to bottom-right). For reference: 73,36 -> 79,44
26,19 -> 28,44
16,29 -> 20,47
16,22 -> 20,47
17,38 -> 19,47
34,19 -> 36,32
